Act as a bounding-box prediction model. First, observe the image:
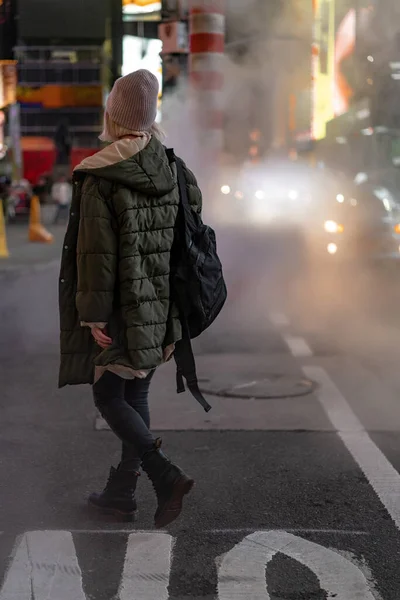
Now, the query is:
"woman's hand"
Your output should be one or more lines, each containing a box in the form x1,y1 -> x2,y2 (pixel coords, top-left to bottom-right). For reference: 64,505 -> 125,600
91,327 -> 112,349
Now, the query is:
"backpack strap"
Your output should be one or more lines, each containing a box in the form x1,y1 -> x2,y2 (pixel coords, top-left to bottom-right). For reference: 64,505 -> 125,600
166,147 -> 197,234
174,321 -> 212,413
166,147 -> 212,413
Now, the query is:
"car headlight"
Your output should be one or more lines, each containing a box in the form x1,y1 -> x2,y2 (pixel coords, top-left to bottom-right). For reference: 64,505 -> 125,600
324,220 -> 344,233
221,185 -> 231,195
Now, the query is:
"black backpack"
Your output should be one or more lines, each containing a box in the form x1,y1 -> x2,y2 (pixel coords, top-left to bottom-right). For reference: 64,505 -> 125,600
167,149 -> 227,412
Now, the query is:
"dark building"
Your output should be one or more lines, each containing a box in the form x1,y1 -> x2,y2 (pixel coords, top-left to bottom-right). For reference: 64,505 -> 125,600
0,0 -> 18,59
17,0 -> 108,43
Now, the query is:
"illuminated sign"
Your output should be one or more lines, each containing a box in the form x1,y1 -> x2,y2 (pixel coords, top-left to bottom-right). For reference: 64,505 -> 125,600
334,8 -> 356,116
0,61 -> 17,109
123,0 -> 161,17
16,85 -> 103,108
122,35 -> 163,117
334,3 -> 373,117
311,0 -> 336,140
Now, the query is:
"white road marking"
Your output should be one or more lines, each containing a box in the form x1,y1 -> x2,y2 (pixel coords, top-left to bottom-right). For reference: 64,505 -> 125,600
210,527 -> 368,535
118,532 -> 173,600
60,527 -> 368,536
0,535 -> 31,600
0,531 -> 85,600
217,530 -> 376,599
284,335 -> 313,357
305,365 -> 400,532
269,312 -> 290,327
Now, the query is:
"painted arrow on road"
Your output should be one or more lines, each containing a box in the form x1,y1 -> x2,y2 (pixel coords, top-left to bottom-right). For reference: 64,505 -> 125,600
217,530 -> 377,599
0,530 -> 377,599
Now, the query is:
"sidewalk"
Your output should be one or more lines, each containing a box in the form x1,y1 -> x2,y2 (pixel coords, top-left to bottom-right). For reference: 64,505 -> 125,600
0,205 -> 66,274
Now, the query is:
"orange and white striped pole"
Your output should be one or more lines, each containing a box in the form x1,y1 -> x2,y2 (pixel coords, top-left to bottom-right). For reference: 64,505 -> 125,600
189,0 -> 225,153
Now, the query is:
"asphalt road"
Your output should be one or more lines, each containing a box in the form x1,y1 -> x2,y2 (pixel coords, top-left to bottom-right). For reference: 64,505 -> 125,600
2,225 -> 400,599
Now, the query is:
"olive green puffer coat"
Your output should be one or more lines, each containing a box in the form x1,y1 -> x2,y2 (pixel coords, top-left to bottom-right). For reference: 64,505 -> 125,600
58,136 -> 202,387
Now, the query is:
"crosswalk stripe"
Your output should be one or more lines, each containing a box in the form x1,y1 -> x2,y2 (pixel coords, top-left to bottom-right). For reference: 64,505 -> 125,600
0,531 -> 85,600
217,531 -> 376,599
118,532 -> 173,600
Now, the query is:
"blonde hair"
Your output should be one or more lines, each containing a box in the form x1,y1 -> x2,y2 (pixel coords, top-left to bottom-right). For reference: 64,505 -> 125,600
99,111 -> 166,143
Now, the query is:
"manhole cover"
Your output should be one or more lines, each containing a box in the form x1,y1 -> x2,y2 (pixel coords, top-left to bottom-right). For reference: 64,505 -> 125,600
199,374 -> 316,399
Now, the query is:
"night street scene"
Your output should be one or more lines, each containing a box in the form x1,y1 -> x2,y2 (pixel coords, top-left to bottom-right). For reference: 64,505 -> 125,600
3,0 -> 400,599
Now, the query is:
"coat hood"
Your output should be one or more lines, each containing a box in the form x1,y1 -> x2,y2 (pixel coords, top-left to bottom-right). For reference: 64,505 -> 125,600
74,135 -> 175,197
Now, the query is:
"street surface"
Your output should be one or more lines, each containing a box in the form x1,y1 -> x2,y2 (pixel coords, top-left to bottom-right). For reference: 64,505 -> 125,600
2,224 -> 400,598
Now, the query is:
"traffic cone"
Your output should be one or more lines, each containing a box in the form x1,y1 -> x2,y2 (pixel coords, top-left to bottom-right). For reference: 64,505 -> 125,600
0,200 -> 9,258
29,195 -> 54,243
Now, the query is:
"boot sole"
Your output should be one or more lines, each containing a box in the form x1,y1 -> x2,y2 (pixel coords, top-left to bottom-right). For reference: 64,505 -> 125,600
88,499 -> 138,523
154,477 -> 195,529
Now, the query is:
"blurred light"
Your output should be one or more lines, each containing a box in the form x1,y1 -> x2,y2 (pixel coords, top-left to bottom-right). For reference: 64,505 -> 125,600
383,198 -> 391,212
355,172 -> 368,184
361,127 -> 374,136
221,185 -> 231,195
394,224 -> 400,234
336,136 -> 347,144
235,191 -> 244,199
255,190 -> 265,200
327,243 -> 338,255
336,193 -> 345,203
391,73 -> 400,80
324,220 -> 343,233
350,198 -> 358,206
249,130 -> 261,142
357,108 -> 370,120
288,189 -> 299,200
367,55 -> 374,62
367,78 -> 373,85
249,145 -> 259,157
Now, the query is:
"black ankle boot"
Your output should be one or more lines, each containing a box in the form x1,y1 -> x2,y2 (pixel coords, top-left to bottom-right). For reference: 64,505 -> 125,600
142,438 -> 195,528
88,466 -> 139,522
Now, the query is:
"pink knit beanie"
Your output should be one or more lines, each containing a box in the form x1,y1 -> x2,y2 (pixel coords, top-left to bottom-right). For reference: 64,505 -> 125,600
105,69 -> 159,132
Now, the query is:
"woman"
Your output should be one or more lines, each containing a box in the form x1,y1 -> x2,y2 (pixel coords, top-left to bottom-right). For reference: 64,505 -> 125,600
58,69 -> 202,527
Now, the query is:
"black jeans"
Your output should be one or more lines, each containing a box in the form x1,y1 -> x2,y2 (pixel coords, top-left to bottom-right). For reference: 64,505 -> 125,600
93,370 -> 155,472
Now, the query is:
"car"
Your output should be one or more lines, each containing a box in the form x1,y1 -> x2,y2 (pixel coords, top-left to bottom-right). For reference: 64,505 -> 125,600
218,160 -> 313,225
306,169 -> 400,264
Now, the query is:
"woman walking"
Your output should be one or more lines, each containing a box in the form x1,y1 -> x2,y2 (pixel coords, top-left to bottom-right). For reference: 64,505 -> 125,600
58,69 -> 201,527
